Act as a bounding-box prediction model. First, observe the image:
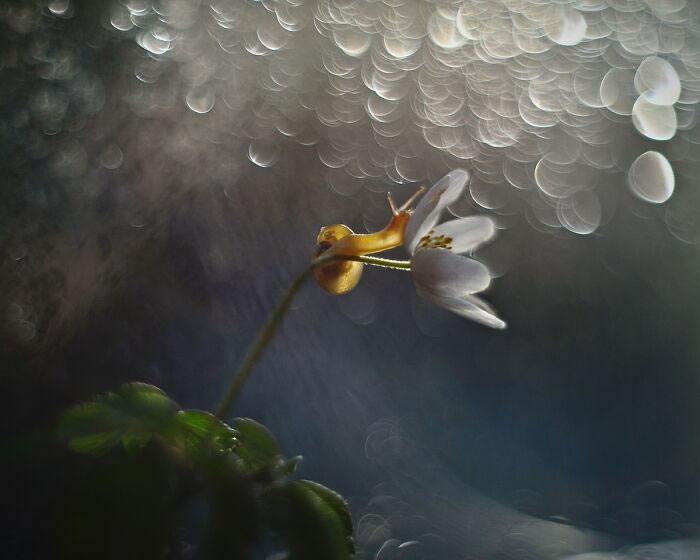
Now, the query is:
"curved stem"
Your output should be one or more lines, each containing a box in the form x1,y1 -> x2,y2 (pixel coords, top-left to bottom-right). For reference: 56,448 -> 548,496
215,254 -> 411,419
336,254 -> 412,270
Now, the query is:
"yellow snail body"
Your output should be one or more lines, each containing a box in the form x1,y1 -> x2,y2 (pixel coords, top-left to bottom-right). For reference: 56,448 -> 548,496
312,188 -> 424,295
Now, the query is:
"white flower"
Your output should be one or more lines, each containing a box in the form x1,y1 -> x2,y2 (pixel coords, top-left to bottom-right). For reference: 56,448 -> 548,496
403,169 -> 506,329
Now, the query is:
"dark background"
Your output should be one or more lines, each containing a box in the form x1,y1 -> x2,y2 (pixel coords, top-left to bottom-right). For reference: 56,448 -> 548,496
3,1 -> 700,558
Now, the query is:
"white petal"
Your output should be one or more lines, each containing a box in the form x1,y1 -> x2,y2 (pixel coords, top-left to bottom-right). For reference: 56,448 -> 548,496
416,288 -> 506,329
405,169 -> 469,254
411,249 -> 490,296
428,216 -> 496,254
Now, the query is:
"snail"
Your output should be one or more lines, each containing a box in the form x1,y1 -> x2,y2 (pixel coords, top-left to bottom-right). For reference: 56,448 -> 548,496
312,187 -> 425,295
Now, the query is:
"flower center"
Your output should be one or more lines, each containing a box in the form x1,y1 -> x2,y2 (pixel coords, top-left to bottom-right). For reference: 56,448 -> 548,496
418,230 -> 453,250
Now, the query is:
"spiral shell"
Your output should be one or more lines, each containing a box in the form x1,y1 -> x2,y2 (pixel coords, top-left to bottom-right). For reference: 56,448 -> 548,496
312,224 -> 364,295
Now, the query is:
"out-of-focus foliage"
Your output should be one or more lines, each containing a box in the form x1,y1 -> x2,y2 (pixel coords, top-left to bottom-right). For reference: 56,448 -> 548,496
264,480 -> 356,560
58,383 -> 236,456
58,383 -> 354,560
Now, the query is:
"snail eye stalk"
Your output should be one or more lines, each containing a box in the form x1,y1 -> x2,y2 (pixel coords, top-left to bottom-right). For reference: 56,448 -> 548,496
388,185 -> 425,215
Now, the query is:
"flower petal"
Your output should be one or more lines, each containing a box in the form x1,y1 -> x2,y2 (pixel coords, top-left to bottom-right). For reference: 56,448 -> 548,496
415,288 -> 506,329
411,249 -> 491,296
404,169 -> 469,254
423,216 -> 496,254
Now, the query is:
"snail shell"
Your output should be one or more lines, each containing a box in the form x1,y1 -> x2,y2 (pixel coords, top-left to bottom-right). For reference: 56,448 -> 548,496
312,224 -> 364,295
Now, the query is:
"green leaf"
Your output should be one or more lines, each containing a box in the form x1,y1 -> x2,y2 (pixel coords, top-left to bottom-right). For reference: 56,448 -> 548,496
121,431 -> 152,454
58,401 -> 114,440
233,418 -> 282,472
120,383 -> 175,415
58,383 -> 179,457
176,410 -> 237,454
298,480 -> 354,552
263,481 -> 353,560
67,430 -> 123,456
59,384 -> 245,462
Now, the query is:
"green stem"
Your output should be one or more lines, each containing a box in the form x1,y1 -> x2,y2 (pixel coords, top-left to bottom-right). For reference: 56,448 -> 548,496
214,254 -> 411,419
338,254 -> 412,270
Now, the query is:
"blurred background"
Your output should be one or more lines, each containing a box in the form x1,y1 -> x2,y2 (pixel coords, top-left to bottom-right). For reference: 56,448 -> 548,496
3,0 -> 700,558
